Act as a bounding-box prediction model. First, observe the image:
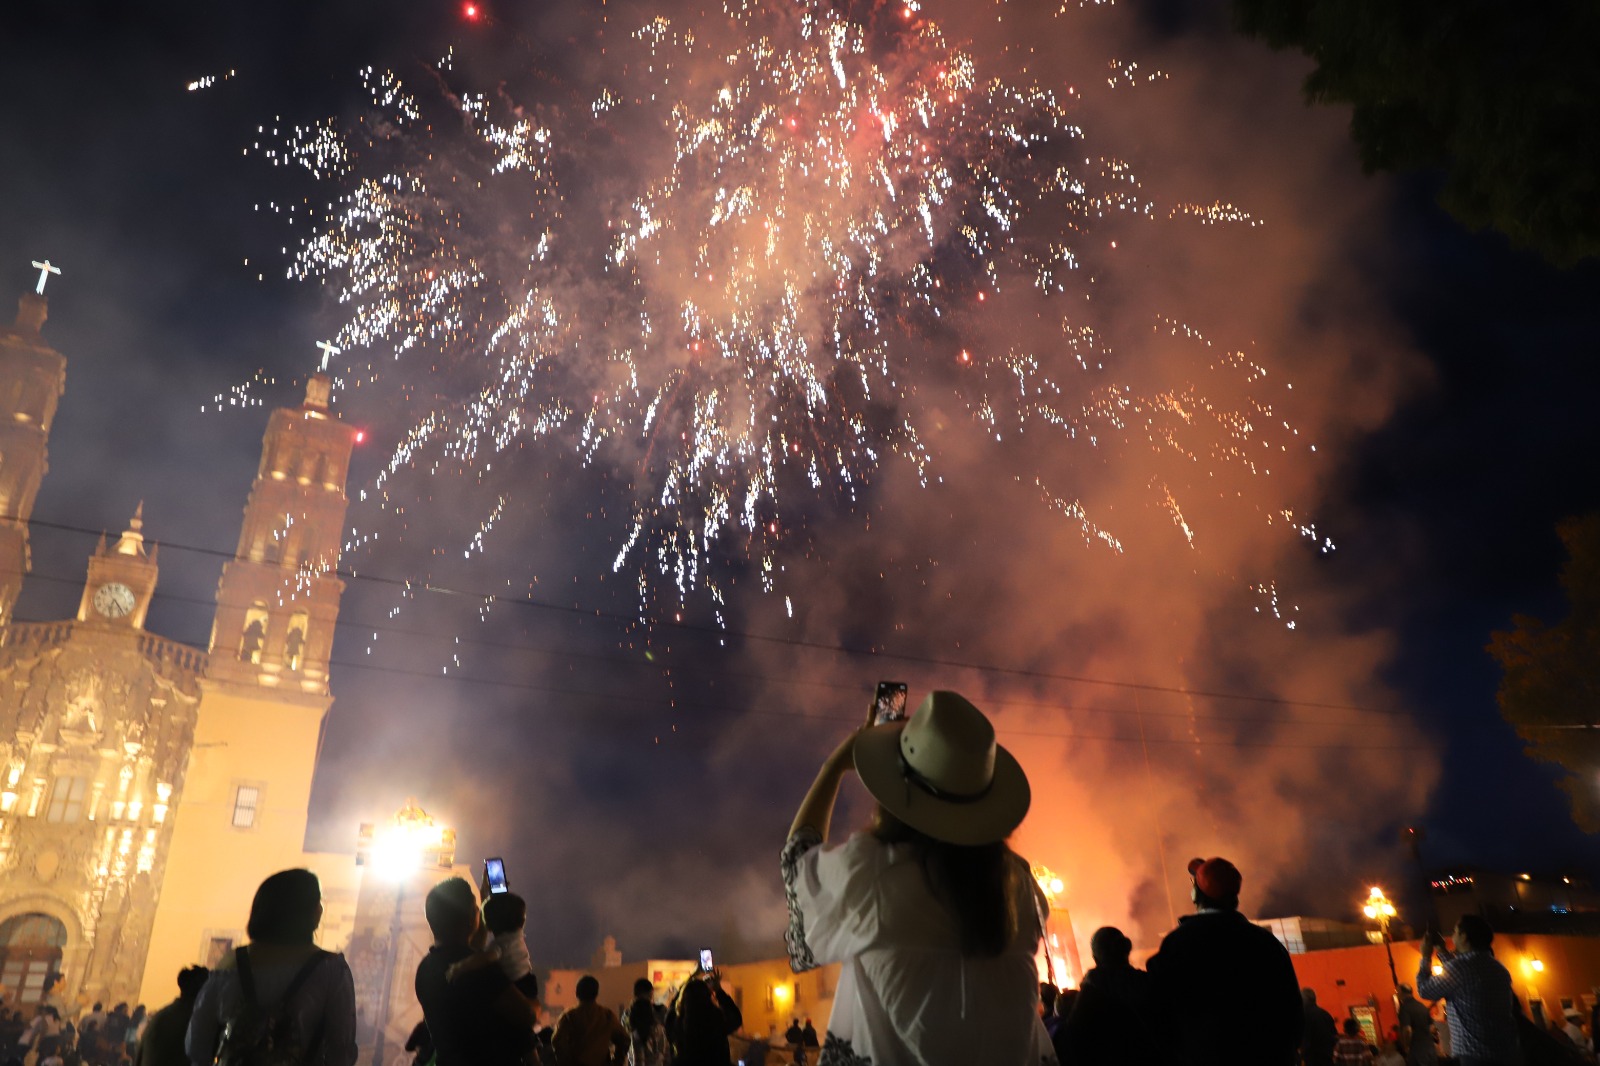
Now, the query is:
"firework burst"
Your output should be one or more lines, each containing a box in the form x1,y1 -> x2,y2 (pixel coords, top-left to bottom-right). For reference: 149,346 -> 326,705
269,0 -> 1316,613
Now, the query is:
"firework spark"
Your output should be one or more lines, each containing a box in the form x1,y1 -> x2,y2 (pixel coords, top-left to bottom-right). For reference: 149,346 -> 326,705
265,0 -> 1312,612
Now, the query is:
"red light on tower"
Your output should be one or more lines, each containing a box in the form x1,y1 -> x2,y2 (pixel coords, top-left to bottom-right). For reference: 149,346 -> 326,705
354,430 -> 366,444
463,3 -> 480,20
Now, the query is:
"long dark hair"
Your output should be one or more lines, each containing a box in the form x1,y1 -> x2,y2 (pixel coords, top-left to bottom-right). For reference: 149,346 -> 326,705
677,980 -> 722,1042
872,808 -> 1025,958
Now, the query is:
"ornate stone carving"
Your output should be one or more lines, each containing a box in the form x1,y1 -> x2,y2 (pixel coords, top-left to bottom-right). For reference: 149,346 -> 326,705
60,669 -> 103,747
0,624 -> 202,1007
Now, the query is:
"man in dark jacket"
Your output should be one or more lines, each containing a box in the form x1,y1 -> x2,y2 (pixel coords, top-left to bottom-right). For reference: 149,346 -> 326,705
133,966 -> 208,1066
1302,987 -> 1339,1066
1054,926 -> 1158,1066
415,878 -> 538,1066
1147,856 -> 1304,1066
1396,984 -> 1438,1065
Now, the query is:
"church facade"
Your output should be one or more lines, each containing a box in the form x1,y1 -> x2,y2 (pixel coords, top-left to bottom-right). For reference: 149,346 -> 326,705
0,288 -> 365,1010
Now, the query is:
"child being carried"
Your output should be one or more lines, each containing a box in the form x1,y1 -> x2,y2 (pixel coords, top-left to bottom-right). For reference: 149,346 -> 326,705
447,891 -> 539,1001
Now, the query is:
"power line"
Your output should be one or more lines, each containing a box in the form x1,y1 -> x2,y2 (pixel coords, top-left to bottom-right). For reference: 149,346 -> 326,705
16,511 -> 1397,716
319,655 -> 1423,753
8,577 -> 1417,752
15,567 -> 1399,732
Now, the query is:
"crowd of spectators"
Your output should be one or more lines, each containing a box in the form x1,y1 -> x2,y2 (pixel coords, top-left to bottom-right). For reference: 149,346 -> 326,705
13,690 -> 1600,1065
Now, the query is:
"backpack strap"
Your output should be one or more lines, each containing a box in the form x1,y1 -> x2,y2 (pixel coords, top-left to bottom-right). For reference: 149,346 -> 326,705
279,949 -> 331,1006
236,945 -> 258,1007
235,945 -> 328,1009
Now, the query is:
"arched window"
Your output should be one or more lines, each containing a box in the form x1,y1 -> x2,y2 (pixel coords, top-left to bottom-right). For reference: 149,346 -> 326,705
284,611 -> 309,672
0,913 -> 66,1005
239,606 -> 269,665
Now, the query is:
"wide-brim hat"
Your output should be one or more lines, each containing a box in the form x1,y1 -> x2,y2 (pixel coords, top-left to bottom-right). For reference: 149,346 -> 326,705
854,690 -> 1031,846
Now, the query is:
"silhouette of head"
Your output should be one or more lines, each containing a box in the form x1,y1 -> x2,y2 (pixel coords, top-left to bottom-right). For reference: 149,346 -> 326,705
1090,926 -> 1133,967
1454,914 -> 1493,952
481,891 -> 526,935
424,877 -> 480,942
576,976 -> 600,1002
1187,857 -> 1241,911
176,967 -> 209,1001
248,869 -> 323,946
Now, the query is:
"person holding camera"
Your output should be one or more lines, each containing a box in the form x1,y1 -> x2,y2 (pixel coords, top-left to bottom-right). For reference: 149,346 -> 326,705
666,971 -> 742,1066
1415,916 -> 1520,1066
414,878 -> 538,1066
781,690 -> 1053,1065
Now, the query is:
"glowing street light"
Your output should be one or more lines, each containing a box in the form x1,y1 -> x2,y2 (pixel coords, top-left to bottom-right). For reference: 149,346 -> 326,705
360,801 -> 454,1066
368,802 -> 448,881
1361,885 -> 1400,990
1033,865 -> 1066,907
1031,865 -> 1073,989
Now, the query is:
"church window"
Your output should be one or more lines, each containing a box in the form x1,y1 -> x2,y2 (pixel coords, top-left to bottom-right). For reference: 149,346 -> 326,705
204,935 -> 235,967
231,785 -> 260,829
240,608 -> 268,665
44,775 -> 87,824
285,612 -> 309,671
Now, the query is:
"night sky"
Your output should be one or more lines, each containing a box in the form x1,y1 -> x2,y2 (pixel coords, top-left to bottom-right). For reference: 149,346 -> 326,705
2,0 -> 1598,966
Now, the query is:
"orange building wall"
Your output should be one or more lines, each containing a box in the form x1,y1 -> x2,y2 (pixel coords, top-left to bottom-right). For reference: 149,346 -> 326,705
1290,935 -> 1600,1041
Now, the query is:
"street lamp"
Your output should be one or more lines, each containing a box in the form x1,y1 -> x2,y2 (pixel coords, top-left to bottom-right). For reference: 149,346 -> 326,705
1361,885 -> 1400,990
362,801 -> 451,1066
1032,865 -> 1072,989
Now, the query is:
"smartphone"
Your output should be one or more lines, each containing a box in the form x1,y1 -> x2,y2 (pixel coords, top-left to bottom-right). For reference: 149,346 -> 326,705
485,857 -> 509,895
871,681 -> 909,726
699,949 -> 714,972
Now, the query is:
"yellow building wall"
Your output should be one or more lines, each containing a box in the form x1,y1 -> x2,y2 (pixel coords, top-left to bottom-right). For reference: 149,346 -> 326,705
138,682 -> 337,1006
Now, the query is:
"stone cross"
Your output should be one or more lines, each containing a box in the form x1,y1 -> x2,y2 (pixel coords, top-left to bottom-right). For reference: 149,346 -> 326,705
315,339 -> 341,370
30,259 -> 61,295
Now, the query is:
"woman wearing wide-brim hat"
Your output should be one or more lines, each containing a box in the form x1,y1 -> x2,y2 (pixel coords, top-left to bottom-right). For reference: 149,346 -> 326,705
781,690 -> 1056,1066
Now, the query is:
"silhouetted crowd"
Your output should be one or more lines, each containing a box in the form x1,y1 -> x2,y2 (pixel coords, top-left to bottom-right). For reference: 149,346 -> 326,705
0,999 -> 152,1066
11,691 -> 1600,1066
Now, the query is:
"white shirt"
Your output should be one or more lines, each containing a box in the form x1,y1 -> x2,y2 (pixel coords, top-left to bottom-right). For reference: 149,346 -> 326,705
783,828 -> 1057,1066
492,929 -> 533,981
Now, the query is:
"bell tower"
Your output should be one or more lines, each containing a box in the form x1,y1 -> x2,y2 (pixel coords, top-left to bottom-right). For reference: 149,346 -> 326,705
0,291 -> 67,625
205,374 -> 357,694
142,375 -> 360,1003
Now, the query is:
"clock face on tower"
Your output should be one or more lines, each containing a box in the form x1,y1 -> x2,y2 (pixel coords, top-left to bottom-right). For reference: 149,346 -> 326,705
92,582 -> 137,619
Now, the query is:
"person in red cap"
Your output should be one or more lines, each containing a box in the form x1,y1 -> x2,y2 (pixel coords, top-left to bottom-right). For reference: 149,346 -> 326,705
1146,856 -> 1303,1065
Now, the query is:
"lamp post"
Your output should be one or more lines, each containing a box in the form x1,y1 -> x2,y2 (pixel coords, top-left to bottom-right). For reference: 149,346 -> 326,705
1362,885 -> 1400,990
363,801 -> 450,1066
1032,865 -> 1072,989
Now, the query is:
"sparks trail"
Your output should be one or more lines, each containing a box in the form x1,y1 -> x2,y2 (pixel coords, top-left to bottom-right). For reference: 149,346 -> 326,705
267,0 -> 1321,616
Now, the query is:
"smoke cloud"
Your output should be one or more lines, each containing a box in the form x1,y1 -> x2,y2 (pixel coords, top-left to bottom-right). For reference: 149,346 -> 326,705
298,0 -> 1439,966
0,0 -> 1443,969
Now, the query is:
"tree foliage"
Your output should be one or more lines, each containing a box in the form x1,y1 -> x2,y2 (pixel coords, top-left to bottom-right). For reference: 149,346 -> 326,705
1233,0 -> 1600,266
1488,515 -> 1600,830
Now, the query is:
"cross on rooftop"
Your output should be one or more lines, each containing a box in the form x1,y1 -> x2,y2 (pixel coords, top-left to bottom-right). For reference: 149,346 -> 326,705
315,339 -> 341,370
30,260 -> 61,295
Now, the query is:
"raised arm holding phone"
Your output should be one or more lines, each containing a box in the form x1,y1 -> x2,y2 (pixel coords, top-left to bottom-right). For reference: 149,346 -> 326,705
781,688 -> 1054,1065
1415,916 -> 1520,1066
